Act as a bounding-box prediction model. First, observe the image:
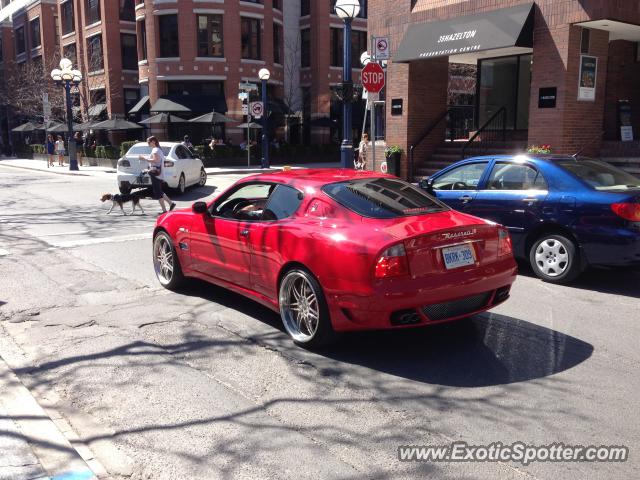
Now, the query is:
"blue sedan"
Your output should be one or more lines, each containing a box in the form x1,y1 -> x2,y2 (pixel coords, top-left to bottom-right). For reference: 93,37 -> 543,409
420,155 -> 640,284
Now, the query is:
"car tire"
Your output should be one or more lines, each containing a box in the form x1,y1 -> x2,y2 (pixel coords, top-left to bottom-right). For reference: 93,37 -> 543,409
176,173 -> 186,195
153,231 -> 185,291
279,268 -> 335,348
119,183 -> 131,195
529,233 -> 582,284
198,167 -> 207,187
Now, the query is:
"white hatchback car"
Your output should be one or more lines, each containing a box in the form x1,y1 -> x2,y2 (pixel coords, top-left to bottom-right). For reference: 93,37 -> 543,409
116,142 -> 207,194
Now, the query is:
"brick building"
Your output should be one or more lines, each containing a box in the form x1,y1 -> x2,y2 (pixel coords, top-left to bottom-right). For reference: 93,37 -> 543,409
0,0 -> 370,149
368,0 -> 640,179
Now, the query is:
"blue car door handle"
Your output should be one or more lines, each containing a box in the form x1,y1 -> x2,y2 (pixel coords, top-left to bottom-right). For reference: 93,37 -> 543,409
522,197 -> 539,203
458,195 -> 473,203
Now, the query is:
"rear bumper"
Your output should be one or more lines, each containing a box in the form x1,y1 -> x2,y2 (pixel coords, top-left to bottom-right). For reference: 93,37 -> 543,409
326,257 -> 518,332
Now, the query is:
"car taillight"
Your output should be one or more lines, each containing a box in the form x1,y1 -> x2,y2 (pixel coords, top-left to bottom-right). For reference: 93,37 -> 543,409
498,228 -> 513,257
375,244 -> 409,279
164,161 -> 175,168
611,203 -> 640,222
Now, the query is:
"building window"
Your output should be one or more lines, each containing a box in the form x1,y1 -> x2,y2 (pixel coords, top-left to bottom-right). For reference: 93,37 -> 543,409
158,14 -> 179,57
119,0 -> 135,22
197,14 -> 224,57
330,28 -> 367,67
86,0 -> 101,25
273,23 -> 283,64
15,26 -> 25,55
86,34 -> 104,72
273,0 -> 281,10
63,43 -> 77,66
30,18 -> 41,49
330,0 -> 367,18
0,38 -> 3,62
241,0 -> 263,3
61,1 -> 74,35
124,88 -> 140,114
581,28 -> 590,54
121,33 -> 137,70
167,81 -> 224,96
241,17 -> 261,60
301,28 -> 310,67
138,20 -> 147,61
54,16 -> 60,46
301,0 -> 310,16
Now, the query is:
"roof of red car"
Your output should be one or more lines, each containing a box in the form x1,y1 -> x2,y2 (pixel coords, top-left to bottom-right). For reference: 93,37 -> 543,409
242,168 -> 391,187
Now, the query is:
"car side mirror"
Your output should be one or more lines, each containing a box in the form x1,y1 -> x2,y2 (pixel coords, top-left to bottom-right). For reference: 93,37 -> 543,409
419,177 -> 435,193
192,201 -> 208,215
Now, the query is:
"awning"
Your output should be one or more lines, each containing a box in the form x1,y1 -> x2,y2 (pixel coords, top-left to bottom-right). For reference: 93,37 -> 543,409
128,95 -> 150,115
88,103 -> 107,118
150,95 -> 228,114
394,3 -> 534,63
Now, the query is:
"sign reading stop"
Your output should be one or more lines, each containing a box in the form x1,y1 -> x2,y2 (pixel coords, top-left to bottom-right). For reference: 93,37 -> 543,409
361,62 -> 385,93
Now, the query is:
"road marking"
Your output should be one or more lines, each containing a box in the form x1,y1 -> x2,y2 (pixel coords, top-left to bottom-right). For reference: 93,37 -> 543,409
51,233 -> 152,248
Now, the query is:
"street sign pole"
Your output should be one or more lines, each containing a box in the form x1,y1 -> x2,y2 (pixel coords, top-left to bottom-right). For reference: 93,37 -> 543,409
370,35 -> 376,172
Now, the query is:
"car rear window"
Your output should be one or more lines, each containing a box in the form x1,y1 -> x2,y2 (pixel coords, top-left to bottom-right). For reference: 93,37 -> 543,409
322,177 -> 448,219
557,158 -> 640,191
125,146 -> 170,157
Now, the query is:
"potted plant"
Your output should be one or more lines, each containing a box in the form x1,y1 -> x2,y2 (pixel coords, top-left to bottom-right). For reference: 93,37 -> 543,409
384,145 -> 404,176
527,144 -> 552,154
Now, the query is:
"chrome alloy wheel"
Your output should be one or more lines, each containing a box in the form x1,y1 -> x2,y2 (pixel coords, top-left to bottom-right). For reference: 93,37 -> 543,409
534,238 -> 570,277
280,272 -> 321,342
199,168 -> 207,186
178,174 -> 186,194
153,234 -> 174,285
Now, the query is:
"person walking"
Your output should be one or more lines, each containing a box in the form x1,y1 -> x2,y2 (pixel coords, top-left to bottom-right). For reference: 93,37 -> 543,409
55,135 -> 66,166
356,133 -> 369,170
74,132 -> 84,166
139,136 -> 176,214
45,134 -> 55,168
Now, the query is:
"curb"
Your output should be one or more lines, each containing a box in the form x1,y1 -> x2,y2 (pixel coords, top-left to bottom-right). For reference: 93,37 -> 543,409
0,163 -> 93,177
0,354 -> 102,479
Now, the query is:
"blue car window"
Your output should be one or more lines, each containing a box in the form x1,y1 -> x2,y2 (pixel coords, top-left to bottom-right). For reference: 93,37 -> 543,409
487,162 -> 547,190
433,162 -> 488,190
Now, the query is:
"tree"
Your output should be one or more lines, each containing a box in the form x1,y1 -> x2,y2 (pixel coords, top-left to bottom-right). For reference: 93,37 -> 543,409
0,55 -> 66,122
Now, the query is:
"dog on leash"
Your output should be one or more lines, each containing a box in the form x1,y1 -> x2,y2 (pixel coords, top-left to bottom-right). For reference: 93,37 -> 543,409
100,192 -> 146,215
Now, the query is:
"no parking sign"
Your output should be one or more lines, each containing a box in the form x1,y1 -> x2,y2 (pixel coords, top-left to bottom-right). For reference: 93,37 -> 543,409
250,102 -> 264,119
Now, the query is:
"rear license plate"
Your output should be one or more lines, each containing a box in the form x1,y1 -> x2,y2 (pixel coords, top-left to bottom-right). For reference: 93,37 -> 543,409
442,244 -> 475,270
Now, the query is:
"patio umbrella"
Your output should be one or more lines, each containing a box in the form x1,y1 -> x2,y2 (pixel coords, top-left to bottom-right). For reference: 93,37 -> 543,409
34,120 -> 65,131
48,123 -> 80,133
91,118 -> 143,131
138,113 -> 188,125
11,121 -> 38,132
74,120 -> 97,132
189,111 -> 234,124
236,122 -> 263,129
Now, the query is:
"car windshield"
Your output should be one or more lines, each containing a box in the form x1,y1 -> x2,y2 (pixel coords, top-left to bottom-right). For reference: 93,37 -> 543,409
557,158 -> 640,191
322,177 -> 448,219
125,145 -> 171,157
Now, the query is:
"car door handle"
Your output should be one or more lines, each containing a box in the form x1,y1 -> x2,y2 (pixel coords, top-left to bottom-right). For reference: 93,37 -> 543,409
458,195 -> 473,203
522,198 -> 539,203
240,229 -> 250,237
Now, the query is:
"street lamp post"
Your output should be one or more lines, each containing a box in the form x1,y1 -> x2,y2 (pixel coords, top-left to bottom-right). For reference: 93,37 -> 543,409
335,0 -> 360,168
50,58 -> 82,171
259,68 -> 271,169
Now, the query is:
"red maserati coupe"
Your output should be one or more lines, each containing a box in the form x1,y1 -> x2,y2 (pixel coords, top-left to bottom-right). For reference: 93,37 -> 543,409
153,169 -> 517,347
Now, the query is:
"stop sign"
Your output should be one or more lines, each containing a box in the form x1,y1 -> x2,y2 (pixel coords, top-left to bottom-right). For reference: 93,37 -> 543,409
361,62 -> 385,94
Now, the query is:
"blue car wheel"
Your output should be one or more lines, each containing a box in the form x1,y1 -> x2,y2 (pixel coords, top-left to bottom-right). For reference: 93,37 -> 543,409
529,233 -> 582,284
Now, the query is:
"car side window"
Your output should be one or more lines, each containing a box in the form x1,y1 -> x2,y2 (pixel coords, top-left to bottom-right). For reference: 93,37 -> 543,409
486,162 -> 547,190
263,185 -> 303,220
433,162 -> 488,190
213,183 -> 275,220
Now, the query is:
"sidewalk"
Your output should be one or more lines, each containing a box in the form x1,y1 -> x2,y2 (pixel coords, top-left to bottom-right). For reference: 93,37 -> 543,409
0,158 -> 341,177
0,354 -> 99,480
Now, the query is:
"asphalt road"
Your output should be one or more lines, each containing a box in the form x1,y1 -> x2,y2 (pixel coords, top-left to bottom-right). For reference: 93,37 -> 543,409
0,164 -> 639,480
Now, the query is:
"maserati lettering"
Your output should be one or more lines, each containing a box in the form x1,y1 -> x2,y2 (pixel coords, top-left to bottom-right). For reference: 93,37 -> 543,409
442,229 -> 477,240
